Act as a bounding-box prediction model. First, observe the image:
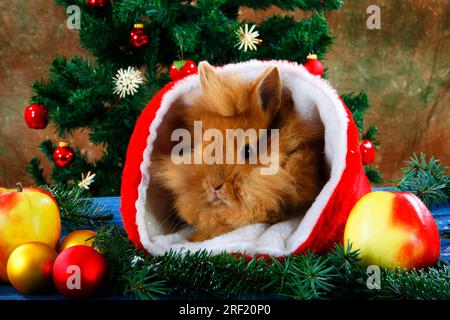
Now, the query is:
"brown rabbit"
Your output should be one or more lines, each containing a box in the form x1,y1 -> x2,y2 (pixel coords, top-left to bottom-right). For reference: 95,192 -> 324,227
153,62 -> 325,242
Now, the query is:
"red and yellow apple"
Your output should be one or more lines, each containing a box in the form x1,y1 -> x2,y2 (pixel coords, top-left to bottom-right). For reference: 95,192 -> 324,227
0,185 -> 61,282
344,191 -> 440,269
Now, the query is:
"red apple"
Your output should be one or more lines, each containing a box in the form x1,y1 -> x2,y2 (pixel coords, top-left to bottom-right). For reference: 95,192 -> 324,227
170,60 -> 198,81
24,104 -> 49,129
344,191 -> 440,269
0,185 -> 61,282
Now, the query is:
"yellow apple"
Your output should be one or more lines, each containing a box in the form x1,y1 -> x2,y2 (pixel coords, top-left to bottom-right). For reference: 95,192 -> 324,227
0,185 -> 61,282
344,191 -> 440,269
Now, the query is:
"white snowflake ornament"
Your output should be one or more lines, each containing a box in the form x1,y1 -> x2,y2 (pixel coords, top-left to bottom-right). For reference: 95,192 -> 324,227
78,171 -> 96,190
113,66 -> 144,98
235,24 -> 262,52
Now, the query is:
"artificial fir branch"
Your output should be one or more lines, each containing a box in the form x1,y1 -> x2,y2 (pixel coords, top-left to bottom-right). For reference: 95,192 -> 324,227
42,184 -> 113,233
363,125 -> 379,146
396,153 -> 450,208
340,92 -> 369,133
94,225 -> 450,300
365,166 -> 383,185
26,158 -> 47,186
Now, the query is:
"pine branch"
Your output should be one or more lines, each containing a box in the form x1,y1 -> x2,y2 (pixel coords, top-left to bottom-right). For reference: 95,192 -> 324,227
231,0 -> 343,11
365,166 -> 383,184
396,153 -> 450,208
26,158 -> 48,186
363,125 -> 379,147
42,184 -> 113,233
341,92 -> 370,133
94,225 -> 449,300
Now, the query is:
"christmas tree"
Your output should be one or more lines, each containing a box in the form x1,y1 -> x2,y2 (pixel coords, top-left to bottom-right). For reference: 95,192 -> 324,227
26,0 -> 381,196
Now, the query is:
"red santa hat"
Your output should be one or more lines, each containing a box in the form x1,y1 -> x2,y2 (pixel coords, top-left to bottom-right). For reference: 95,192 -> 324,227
120,60 -> 371,256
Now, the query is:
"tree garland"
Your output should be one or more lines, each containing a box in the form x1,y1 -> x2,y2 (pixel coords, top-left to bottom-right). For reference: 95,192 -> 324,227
46,153 -> 449,299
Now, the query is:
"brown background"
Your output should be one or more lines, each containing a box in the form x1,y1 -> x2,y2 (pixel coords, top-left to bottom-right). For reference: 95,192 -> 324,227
0,0 -> 448,188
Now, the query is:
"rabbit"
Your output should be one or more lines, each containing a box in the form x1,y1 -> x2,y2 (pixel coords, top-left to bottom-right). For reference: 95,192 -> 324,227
151,62 -> 325,242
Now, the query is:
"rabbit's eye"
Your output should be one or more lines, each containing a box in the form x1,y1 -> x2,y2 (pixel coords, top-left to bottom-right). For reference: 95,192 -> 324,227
242,144 -> 254,160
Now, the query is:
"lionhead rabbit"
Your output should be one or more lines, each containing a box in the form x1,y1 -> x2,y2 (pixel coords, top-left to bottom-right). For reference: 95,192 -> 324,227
153,62 -> 326,242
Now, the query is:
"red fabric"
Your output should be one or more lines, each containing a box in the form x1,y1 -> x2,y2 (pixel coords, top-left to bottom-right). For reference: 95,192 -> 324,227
120,78 -> 371,255
120,82 -> 175,250
294,103 -> 371,254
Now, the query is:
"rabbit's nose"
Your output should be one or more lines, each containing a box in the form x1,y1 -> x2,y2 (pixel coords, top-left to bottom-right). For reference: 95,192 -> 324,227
211,183 -> 223,192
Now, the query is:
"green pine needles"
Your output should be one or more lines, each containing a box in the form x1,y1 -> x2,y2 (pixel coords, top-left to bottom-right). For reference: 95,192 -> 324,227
27,0 -> 382,195
396,153 -> 450,208
42,184 -> 113,232
94,225 -> 449,300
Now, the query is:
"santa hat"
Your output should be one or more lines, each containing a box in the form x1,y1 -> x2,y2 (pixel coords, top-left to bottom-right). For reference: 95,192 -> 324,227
120,60 -> 371,257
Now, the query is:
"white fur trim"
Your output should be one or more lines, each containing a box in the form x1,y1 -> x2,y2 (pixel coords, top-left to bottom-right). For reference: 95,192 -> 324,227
135,60 -> 348,256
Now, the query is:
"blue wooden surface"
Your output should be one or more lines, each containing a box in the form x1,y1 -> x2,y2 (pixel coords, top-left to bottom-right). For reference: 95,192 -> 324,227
0,193 -> 449,300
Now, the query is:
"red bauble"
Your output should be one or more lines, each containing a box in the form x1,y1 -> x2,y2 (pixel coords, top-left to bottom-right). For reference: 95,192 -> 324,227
52,245 -> 106,299
303,54 -> 324,77
24,104 -> 49,129
53,142 -> 75,168
87,0 -> 107,8
129,23 -> 149,48
169,60 -> 198,81
360,139 -> 376,165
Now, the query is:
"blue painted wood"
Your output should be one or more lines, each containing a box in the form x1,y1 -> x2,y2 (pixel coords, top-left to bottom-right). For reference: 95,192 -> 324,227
1,191 -> 449,300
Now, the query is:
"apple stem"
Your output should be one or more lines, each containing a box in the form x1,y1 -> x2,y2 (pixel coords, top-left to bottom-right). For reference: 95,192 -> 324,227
16,182 -> 23,192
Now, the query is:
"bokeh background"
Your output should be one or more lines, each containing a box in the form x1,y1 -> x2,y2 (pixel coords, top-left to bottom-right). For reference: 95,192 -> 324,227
0,0 -> 448,188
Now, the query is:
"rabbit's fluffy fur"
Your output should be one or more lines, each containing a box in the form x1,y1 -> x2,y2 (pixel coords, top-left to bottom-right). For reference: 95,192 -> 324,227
152,62 -> 325,242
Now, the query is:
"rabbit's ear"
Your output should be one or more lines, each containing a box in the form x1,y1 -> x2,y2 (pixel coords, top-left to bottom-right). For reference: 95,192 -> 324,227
198,61 -> 220,92
253,66 -> 282,117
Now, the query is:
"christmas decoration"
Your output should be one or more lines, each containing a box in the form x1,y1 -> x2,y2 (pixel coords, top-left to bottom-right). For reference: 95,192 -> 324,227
42,185 -> 113,233
303,54 -> 324,77
121,60 -> 371,256
360,139 -> 376,165
129,23 -> 149,48
27,0 -> 382,196
0,185 -> 60,282
87,0 -> 107,8
6,242 -> 57,294
24,104 -> 49,129
169,60 -> 198,82
20,153 -> 449,300
59,230 -> 97,252
78,171 -> 96,190
344,191 -> 440,269
235,24 -> 262,52
52,245 -> 106,299
53,142 -> 75,168
94,224 -> 450,300
113,66 -> 144,98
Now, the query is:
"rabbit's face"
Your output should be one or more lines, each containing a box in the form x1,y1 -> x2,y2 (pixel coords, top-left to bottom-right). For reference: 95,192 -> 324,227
157,63 -> 324,238
157,63 -> 300,230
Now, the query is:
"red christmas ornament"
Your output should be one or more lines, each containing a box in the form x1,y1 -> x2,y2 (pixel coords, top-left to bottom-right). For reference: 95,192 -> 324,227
360,139 -> 376,165
303,54 -> 324,77
24,104 -> 49,129
52,245 -> 106,299
53,142 -> 75,168
129,23 -> 149,48
87,0 -> 107,8
170,60 -> 198,81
